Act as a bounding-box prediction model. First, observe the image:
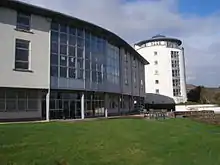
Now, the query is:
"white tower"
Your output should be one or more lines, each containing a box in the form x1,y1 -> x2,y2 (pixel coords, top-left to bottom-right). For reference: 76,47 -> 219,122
134,35 -> 187,104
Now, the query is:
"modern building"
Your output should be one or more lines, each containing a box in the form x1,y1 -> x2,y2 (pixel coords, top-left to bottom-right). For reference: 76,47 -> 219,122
0,0 -> 148,121
134,35 -> 187,104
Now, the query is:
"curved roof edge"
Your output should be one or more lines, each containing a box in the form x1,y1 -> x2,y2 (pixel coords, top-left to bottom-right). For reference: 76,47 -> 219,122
1,0 -> 149,65
135,36 -> 182,46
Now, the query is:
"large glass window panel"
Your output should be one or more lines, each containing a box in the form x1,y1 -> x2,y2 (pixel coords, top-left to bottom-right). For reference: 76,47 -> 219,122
85,70 -> 90,80
77,37 -> 84,48
18,98 -> 27,111
69,35 -> 76,46
60,44 -> 67,55
85,32 -> 90,40
92,63 -> 96,71
68,57 -> 75,67
77,58 -> 83,69
51,22 -> 59,31
85,50 -> 90,60
85,60 -> 90,70
51,66 -> 58,77
51,53 -> 58,65
92,71 -> 97,82
28,99 -> 38,110
69,27 -> 76,35
60,33 -> 67,44
68,46 -> 75,57
85,40 -> 91,52
60,67 -> 67,78
77,48 -> 84,58
51,42 -> 58,54
69,68 -> 76,78
77,69 -> 84,79
51,31 -> 58,43
60,56 -> 67,66
77,29 -> 84,38
60,24 -> 67,33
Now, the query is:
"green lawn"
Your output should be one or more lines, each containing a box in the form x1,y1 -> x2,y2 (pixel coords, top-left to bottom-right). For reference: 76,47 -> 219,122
1,119 -> 220,165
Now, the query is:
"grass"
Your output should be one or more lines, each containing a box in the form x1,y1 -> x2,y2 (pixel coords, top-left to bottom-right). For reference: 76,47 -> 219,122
1,119 -> 220,165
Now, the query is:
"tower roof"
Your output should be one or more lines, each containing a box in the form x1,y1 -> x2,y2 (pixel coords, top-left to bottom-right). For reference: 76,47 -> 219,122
135,35 -> 182,46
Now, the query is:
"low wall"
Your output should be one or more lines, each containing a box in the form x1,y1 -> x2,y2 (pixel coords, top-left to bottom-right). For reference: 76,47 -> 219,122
175,104 -> 220,114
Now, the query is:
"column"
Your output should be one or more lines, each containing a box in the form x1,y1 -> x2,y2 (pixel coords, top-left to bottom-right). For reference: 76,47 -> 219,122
104,93 -> 108,118
81,92 -> 85,119
46,90 -> 50,121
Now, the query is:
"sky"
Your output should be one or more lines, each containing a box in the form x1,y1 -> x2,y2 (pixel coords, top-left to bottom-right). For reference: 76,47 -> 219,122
19,0 -> 220,87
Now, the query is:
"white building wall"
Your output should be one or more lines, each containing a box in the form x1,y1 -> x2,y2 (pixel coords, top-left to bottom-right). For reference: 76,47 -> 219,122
135,40 -> 187,104
0,7 -> 50,89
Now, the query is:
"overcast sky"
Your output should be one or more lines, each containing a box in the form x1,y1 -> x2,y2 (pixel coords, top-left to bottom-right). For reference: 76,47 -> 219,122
20,0 -> 220,87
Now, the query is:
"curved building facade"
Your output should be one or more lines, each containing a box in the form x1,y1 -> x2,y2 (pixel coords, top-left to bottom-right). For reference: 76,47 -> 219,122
0,0 -> 148,121
134,35 -> 187,104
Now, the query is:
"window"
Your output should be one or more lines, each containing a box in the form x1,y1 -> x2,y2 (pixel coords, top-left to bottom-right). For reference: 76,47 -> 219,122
156,89 -> 159,94
154,60 -> 158,65
154,70 -> 158,75
16,12 -> 31,31
154,51 -> 157,55
155,80 -> 159,84
15,39 -> 30,70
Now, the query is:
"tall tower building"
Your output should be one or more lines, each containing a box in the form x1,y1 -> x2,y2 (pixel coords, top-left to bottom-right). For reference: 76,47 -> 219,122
134,35 -> 187,104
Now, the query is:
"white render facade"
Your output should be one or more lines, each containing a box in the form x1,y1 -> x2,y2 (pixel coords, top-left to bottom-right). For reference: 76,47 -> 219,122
134,35 -> 187,104
0,1 -> 148,121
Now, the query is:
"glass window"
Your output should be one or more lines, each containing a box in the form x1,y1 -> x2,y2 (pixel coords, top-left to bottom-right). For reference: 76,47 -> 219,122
68,46 -> 75,57
69,68 -> 76,78
69,35 -> 76,46
15,39 -> 29,70
92,71 -> 97,82
85,70 -> 90,80
155,80 -> 159,84
51,22 -> 59,31
85,60 -> 90,70
60,24 -> 67,33
60,67 -> 67,78
60,44 -> 67,55
77,37 -> 84,48
60,56 -> 67,66
85,40 -> 90,51
77,58 -> 83,69
51,31 -> 58,43
51,53 -> 58,65
77,29 -> 84,38
85,50 -> 90,60
51,42 -> 58,54
51,66 -> 58,77
16,12 -> 31,31
60,33 -> 67,44
154,51 -> 157,55
77,48 -> 83,58
68,57 -> 75,67
77,69 -> 84,79
69,27 -> 76,35
156,89 -> 159,94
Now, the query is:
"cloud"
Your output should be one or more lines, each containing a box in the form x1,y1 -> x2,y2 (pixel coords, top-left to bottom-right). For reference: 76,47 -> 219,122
20,0 -> 220,87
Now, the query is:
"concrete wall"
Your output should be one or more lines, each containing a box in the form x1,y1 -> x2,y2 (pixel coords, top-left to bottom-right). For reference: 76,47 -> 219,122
0,7 -> 50,89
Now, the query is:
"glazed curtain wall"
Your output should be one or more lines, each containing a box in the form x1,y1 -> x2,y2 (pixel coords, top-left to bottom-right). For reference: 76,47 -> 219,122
50,21 -> 120,86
